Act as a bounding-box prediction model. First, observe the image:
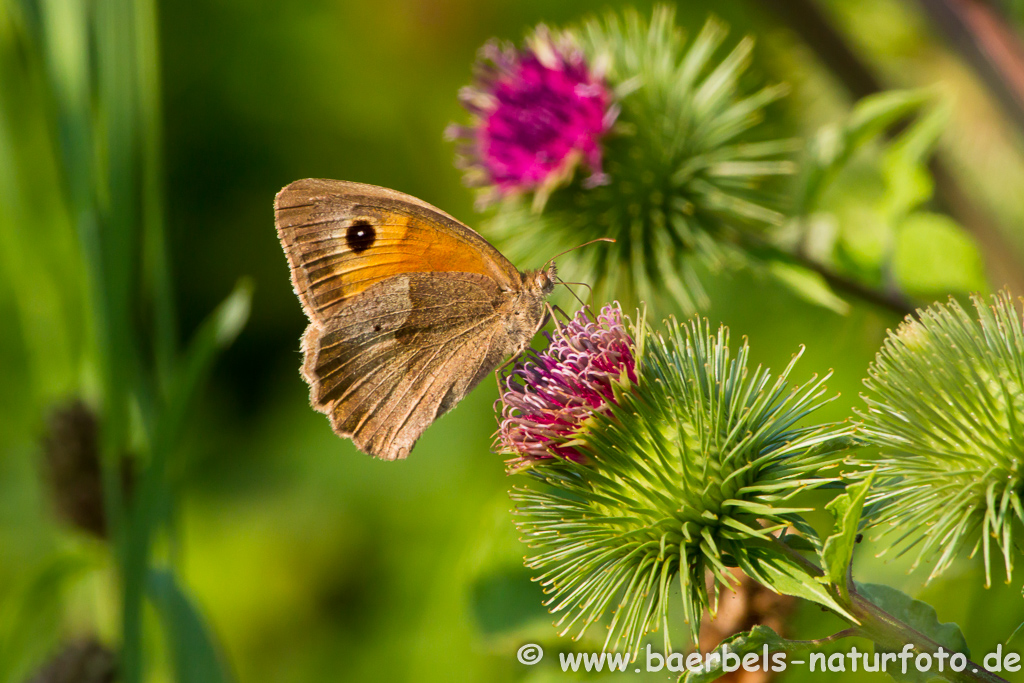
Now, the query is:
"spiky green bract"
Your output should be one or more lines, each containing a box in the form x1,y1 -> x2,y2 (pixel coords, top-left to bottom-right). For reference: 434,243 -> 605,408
855,292 -> 1024,586
484,7 -> 795,313
509,314 -> 851,655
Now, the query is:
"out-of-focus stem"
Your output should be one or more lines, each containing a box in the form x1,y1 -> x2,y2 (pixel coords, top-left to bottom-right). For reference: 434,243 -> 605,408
739,233 -> 917,317
793,252 -> 916,317
915,0 -> 1024,134
136,0 -> 177,396
757,0 -> 1024,296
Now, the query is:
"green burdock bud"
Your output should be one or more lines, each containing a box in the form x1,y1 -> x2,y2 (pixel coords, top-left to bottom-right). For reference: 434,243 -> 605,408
40,400 -> 107,538
40,400 -> 133,539
855,291 -> 1024,586
453,7 -> 794,312
496,304 -> 851,654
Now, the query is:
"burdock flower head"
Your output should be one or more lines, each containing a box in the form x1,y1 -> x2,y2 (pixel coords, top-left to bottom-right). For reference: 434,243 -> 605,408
497,304 -> 636,470
455,7 -> 794,313
855,291 -> 1024,586
447,26 -> 617,207
495,304 -> 853,654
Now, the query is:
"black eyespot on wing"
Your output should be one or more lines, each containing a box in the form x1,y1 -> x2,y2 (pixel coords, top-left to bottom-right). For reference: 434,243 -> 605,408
373,323 -> 382,332
346,221 -> 376,253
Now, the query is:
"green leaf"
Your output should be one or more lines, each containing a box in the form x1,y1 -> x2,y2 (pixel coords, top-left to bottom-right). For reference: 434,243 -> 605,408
846,90 -> 936,147
0,552 -> 97,683
820,473 -> 874,595
893,212 -> 987,296
469,565 -> 549,636
797,89 -> 937,215
880,102 -> 949,220
122,281 -> 251,683
735,543 -> 854,621
146,278 -> 253,472
857,583 -> 969,683
767,262 -> 850,314
147,569 -> 234,683
678,625 -> 809,683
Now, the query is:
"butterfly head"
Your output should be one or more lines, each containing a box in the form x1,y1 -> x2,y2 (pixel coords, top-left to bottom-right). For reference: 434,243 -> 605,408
526,262 -> 558,297
507,264 -> 557,344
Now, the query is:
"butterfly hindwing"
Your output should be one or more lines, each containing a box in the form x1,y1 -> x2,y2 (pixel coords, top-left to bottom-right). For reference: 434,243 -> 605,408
302,272 -> 517,460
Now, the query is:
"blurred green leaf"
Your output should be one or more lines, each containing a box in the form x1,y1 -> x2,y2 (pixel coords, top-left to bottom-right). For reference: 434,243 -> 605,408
158,278 -> 253,455
857,582 -> 970,683
797,89 -> 937,215
766,262 -> 850,314
148,569 -> 234,683
0,552 -> 97,683
123,280 -> 251,683
893,212 -> 987,295
834,203 -> 891,277
789,88 -> 967,314
879,102 -> 949,220
469,565 -> 548,636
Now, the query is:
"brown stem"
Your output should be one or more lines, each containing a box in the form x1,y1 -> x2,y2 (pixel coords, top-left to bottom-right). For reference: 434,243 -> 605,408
739,233 -> 917,318
915,0 -> 1024,134
792,252 -> 917,318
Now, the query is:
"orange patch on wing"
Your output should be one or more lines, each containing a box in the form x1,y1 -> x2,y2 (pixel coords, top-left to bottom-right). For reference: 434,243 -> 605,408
277,204 -> 509,322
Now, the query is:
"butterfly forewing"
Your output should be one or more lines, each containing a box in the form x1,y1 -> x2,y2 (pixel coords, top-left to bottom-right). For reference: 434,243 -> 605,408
275,179 -> 520,323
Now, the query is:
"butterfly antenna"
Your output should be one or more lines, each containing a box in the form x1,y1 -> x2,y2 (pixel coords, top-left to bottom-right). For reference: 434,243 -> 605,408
543,237 -> 615,272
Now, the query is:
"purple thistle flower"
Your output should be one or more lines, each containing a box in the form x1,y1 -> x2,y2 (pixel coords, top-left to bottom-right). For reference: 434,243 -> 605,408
447,27 -> 617,206
497,304 -> 636,470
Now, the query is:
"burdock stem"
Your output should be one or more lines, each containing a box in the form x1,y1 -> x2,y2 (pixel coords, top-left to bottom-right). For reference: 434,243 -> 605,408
766,535 -> 1008,683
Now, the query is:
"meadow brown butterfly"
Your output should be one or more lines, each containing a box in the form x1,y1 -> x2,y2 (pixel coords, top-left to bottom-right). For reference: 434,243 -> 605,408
275,179 -> 555,461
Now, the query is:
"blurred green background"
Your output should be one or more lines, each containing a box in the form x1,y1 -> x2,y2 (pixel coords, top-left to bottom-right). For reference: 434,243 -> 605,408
3,0 -> 1024,681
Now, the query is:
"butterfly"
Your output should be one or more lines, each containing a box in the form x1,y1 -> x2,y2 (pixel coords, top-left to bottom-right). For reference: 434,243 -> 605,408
275,179 -> 556,461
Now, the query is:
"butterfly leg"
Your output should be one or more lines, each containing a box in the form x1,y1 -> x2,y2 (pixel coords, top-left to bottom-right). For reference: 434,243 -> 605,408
493,300 -> 573,398
493,352 -> 523,395
554,278 -> 591,308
